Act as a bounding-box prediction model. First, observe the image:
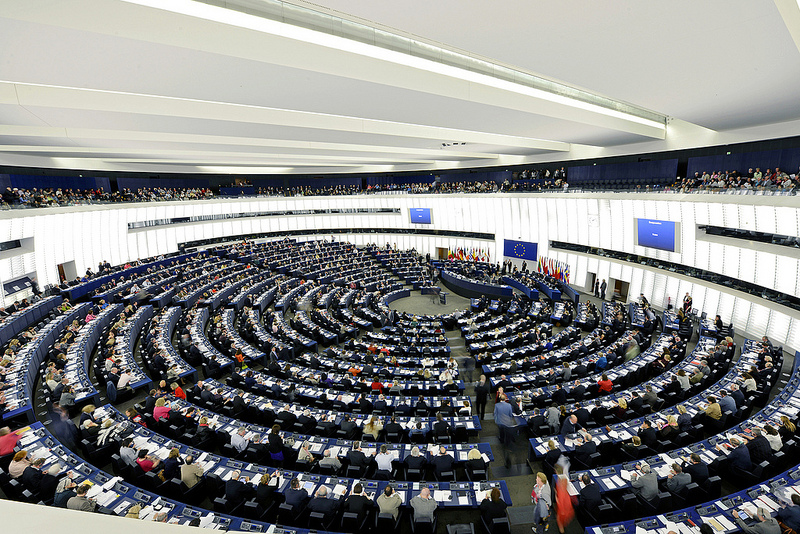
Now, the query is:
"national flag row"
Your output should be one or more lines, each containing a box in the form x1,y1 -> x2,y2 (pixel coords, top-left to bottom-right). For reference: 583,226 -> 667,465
448,247 -> 491,262
538,256 -> 571,284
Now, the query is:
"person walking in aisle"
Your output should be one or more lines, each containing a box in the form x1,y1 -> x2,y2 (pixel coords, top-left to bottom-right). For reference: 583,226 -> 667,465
600,279 -> 607,300
475,374 -> 489,420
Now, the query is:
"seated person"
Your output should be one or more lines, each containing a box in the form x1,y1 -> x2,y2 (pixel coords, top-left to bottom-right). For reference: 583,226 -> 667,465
308,485 -> 339,519
479,487 -> 508,522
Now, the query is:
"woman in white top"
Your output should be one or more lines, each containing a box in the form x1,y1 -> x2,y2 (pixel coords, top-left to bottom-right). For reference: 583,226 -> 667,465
676,369 -> 691,390
741,373 -> 757,392
764,424 -> 783,451
375,444 -> 394,474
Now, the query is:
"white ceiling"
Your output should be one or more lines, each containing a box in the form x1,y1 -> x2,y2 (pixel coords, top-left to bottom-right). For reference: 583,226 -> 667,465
0,0 -> 798,175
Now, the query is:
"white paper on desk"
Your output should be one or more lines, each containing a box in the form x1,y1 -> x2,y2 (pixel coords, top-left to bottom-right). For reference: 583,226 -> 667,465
199,513 -> 216,528
608,430 -> 619,439
139,505 -> 155,520
654,465 -> 672,478
114,501 -> 132,515
133,436 -> 149,449
333,484 -> 347,497
86,484 -> 104,499
564,438 -> 574,448
717,515 -> 736,530
475,490 -> 487,502
310,442 -> 324,453
618,431 -> 633,441
250,474 -> 262,485
758,495 -> 780,512
620,470 -> 632,481
434,490 -> 452,502
103,476 -> 122,490
603,477 -> 616,489
458,494 -> 469,505
536,445 -> 547,455
197,452 -> 209,464
610,475 -> 625,487
96,490 -> 119,507
481,453 -> 490,463
567,482 -> 578,496
427,444 -> 438,454
659,453 -> 673,465
221,470 -> 233,481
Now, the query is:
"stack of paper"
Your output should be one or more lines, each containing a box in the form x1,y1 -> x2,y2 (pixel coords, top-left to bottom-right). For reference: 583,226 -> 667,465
433,490 -> 452,502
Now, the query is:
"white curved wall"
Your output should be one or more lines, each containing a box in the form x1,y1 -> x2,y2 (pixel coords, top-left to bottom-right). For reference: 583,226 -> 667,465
1,192 -> 799,350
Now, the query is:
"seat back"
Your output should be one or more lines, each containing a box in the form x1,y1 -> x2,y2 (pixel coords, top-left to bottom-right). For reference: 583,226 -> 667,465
490,517 -> 510,534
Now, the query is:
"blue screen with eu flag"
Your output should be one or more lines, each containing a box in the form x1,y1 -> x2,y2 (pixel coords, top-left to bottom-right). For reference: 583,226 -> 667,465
503,239 -> 537,261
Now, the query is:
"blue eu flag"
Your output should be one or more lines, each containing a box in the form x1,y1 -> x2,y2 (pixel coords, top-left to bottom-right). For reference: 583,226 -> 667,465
503,239 -> 537,261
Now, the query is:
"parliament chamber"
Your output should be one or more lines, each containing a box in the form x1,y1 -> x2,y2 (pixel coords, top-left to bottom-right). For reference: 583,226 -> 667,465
3,1 -> 800,534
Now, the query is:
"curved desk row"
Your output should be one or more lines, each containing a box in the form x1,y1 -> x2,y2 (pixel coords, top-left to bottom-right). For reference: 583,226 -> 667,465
2,303 -> 90,422
441,270 -> 513,300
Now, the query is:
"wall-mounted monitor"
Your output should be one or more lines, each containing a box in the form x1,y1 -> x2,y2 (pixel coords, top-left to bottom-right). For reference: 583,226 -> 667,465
634,218 -> 681,252
409,208 -> 432,224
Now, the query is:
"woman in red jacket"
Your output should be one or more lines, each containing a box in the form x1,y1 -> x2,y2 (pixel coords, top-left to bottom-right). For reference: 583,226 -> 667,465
597,373 -> 613,394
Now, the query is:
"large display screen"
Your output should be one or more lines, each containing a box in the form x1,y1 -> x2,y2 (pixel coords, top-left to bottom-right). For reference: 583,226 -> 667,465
635,218 -> 679,252
409,208 -> 432,224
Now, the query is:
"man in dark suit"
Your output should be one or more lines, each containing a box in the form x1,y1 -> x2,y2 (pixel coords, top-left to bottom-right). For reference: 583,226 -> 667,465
475,375 -> 490,420
21,458 -> 46,491
344,482 -> 374,521
357,394 -> 374,413
637,420 -> 657,448
682,453 -> 709,485
578,474 -> 602,514
231,390 -> 246,415
551,384 -> 567,406
373,395 -> 387,414
572,431 -> 597,467
384,416 -> 403,438
560,414 -> 581,436
414,395 -> 429,414
591,399 -> 609,424
297,409 -> 317,432
629,392 -> 644,414
574,406 -> 591,427
225,470 -> 255,503
347,442 -> 372,470
743,428 -> 772,463
724,438 -> 753,471
570,380 -> 586,401
284,478 -> 309,509
317,414 -> 338,437
432,414 -> 451,439
308,485 -> 339,519
730,384 -> 745,409
340,415 -> 357,439
431,446 -> 454,477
